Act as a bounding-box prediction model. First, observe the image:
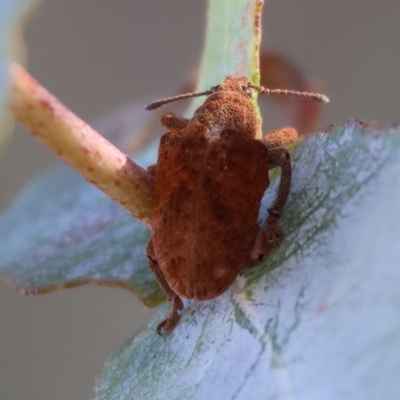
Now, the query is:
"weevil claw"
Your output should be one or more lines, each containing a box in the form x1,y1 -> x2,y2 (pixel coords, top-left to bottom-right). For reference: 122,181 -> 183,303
265,221 -> 284,247
156,295 -> 183,335
156,311 -> 181,335
250,229 -> 268,261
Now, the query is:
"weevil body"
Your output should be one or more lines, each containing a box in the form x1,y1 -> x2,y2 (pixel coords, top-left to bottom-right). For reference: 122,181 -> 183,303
145,76 -> 328,334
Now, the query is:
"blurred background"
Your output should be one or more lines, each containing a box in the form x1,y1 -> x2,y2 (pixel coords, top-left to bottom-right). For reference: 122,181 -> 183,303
0,1 -> 399,399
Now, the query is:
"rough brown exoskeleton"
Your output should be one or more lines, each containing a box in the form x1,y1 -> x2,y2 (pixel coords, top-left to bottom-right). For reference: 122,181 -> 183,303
145,76 -> 329,334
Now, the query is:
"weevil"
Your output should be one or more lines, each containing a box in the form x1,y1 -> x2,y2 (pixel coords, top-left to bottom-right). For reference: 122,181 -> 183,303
145,76 -> 328,334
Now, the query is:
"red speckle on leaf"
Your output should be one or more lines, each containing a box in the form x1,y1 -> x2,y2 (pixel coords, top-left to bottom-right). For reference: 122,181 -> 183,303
242,4 -> 250,26
114,180 -> 121,187
82,147 -> 90,155
134,183 -> 140,190
324,124 -> 337,134
235,41 -> 246,55
317,292 -> 330,314
371,149 -> 381,162
87,166 -> 95,172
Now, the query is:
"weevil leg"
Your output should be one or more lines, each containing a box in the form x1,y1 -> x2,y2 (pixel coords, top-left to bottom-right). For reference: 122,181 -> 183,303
146,238 -> 183,334
256,127 -> 297,248
156,296 -> 184,335
264,147 -> 293,246
160,112 -> 190,130
261,127 -> 297,149
249,227 -> 268,262
249,129 -> 297,263
147,128 -> 185,177
147,164 -> 156,176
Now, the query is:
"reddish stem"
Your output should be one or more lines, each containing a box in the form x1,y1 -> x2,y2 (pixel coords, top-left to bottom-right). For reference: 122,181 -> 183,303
7,63 -> 153,227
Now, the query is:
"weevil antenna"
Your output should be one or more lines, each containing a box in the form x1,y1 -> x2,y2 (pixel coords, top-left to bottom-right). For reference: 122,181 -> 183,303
249,84 -> 330,103
145,90 -> 212,111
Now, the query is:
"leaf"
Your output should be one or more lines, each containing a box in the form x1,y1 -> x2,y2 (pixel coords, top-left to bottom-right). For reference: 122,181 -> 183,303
189,0 -> 263,122
96,122 -> 400,399
0,158 -> 163,307
0,0 -> 40,150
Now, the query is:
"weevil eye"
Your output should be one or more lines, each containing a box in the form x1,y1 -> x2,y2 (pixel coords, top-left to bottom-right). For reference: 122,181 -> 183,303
241,85 -> 252,98
210,85 -> 220,93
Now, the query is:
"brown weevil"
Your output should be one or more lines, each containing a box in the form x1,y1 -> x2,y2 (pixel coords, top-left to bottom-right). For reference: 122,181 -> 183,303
145,76 -> 329,334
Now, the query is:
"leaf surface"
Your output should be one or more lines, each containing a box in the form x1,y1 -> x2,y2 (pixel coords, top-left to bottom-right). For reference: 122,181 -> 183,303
0,156 -> 163,306
0,0 -> 40,149
96,122 -> 400,399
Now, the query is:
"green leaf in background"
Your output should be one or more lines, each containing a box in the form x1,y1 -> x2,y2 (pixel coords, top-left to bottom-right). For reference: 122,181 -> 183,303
197,0 -> 261,86
0,0 -> 40,150
96,121 -> 400,399
189,0 -> 262,122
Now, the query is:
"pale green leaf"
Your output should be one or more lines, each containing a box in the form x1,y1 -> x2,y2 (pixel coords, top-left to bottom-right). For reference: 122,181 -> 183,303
189,0 -> 262,118
0,0 -> 41,150
96,122 -> 400,399
0,157 -> 163,307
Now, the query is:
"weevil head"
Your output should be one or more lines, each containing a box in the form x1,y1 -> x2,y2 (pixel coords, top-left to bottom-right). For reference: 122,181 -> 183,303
211,76 -> 253,98
189,76 -> 260,139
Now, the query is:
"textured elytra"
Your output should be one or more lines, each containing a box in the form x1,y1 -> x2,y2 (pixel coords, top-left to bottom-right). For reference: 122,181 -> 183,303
151,123 -> 270,300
